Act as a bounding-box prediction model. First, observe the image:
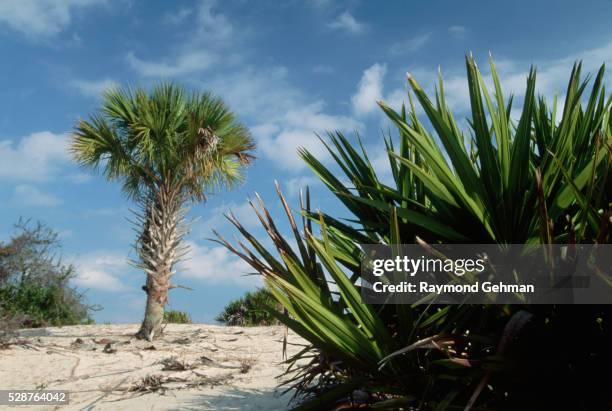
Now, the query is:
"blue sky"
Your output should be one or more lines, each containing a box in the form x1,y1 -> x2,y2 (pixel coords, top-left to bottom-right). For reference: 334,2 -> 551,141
0,0 -> 611,323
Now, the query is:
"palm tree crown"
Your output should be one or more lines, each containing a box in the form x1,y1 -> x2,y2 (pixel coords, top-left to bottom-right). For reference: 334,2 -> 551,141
71,83 -> 254,202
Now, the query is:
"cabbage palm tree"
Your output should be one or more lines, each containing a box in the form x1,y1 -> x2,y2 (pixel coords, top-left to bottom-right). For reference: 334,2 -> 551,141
71,84 -> 254,340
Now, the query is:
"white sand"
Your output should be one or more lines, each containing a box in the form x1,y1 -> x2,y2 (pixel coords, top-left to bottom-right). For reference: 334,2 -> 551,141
0,324 -> 306,410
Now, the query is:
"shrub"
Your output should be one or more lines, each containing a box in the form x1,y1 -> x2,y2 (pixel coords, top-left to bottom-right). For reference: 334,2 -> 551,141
163,310 -> 192,324
215,288 -> 279,326
0,282 -> 89,327
0,220 -> 93,328
217,58 -> 611,410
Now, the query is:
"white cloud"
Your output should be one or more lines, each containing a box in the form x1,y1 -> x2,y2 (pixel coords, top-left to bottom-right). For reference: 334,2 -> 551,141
448,25 -> 467,38
258,101 -> 361,169
73,252 -> 129,291
389,33 -> 431,55
260,129 -> 326,169
368,145 -> 397,184
127,51 -> 217,77
12,185 -> 62,207
67,172 -> 92,184
194,200 -> 260,238
164,7 -> 192,25
250,123 -> 280,140
384,86 -> 408,111
352,63 -> 387,116
195,0 -> 233,43
179,241 -> 258,285
368,41 -> 612,145
285,101 -> 359,131
534,42 -> 612,93
0,0 -> 104,39
198,66 -> 299,119
128,4 -> 360,172
327,11 -> 367,34
69,78 -> 117,98
128,1 -> 234,79
194,65 -> 362,170
223,201 -> 260,228
0,131 -> 69,181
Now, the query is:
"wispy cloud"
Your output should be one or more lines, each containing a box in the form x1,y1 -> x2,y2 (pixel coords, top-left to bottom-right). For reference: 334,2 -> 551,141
128,1 -> 233,78
195,0 -> 234,43
194,65 -> 362,170
67,172 -> 92,184
69,78 -> 117,98
0,0 -> 105,39
127,51 -> 218,77
12,185 -> 62,207
163,7 -> 192,25
72,251 -> 130,292
378,41 -> 612,124
327,11 -> 367,34
128,2 -> 361,171
448,25 -> 467,38
193,200 -> 259,238
179,241 -> 258,285
389,33 -> 432,55
352,63 -> 387,116
257,101 -> 361,169
0,131 -> 69,181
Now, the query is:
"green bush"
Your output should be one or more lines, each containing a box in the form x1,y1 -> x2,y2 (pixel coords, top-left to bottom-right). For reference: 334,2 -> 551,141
163,310 -> 192,324
0,220 -> 93,328
216,288 -> 279,326
0,282 -> 90,327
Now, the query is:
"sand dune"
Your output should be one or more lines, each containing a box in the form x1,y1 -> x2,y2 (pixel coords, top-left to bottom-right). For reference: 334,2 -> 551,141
0,324 -> 305,410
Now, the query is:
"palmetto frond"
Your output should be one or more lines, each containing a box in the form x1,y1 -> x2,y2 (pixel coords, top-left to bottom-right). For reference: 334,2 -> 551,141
304,57 -> 610,245
220,57 -> 611,410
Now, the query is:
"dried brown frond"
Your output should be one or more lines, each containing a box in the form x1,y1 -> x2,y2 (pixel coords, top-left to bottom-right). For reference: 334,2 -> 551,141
158,356 -> 195,371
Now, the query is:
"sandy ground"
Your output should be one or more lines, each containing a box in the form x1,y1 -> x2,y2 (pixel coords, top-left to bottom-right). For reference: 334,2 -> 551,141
0,324 -> 306,410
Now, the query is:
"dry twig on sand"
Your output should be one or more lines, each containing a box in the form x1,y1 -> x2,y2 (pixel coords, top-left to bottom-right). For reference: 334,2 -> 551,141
158,356 -> 195,371
125,373 -> 232,396
239,357 -> 256,374
128,375 -> 185,394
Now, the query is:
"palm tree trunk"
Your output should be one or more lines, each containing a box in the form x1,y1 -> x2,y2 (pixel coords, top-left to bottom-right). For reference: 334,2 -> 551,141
135,188 -> 187,341
138,274 -> 167,340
